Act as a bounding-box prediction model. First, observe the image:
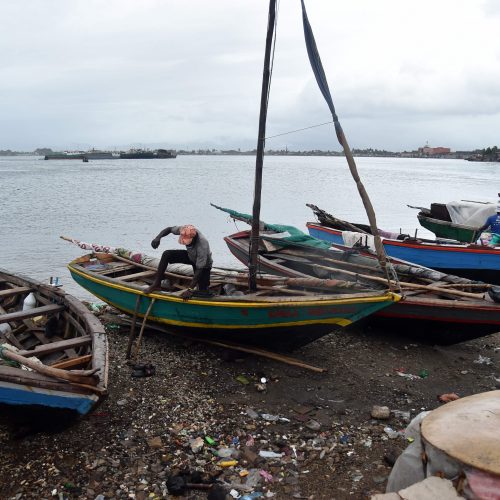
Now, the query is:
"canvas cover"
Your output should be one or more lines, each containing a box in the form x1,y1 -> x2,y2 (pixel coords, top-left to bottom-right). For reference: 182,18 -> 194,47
446,201 -> 495,228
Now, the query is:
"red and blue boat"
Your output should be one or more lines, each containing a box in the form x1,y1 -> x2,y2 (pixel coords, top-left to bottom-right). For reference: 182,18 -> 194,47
307,204 -> 500,284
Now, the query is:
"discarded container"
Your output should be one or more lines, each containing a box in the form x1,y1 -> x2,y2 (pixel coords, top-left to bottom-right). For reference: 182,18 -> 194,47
240,493 -> 264,500
261,413 -> 279,422
384,426 -> 400,439
205,436 -> 216,445
22,292 -> 36,311
259,450 -> 283,459
219,460 -> 238,468
217,448 -> 233,458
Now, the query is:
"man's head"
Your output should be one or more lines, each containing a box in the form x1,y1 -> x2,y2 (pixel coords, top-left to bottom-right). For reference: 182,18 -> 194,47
179,225 -> 197,245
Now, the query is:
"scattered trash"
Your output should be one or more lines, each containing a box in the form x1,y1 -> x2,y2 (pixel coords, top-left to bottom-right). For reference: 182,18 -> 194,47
339,434 -> 349,444
218,460 -> 238,468
255,383 -> 267,392
261,413 -> 279,422
305,419 -> 321,431
259,470 -> 274,482
384,426 -> 401,439
474,355 -> 493,365
245,407 -> 259,419
392,410 -> 411,422
217,447 -> 233,458
190,437 -> 205,453
419,369 -> 429,378
395,369 -> 421,381
205,436 -> 216,445
258,450 -> 283,459
236,375 -> 250,385
371,405 -> 390,419
240,492 -> 264,500
438,393 -> 460,403
229,489 -> 240,498
131,363 -> 155,378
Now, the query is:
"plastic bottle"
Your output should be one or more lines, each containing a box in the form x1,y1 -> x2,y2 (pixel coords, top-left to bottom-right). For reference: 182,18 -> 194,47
0,323 -> 12,335
22,292 -> 36,311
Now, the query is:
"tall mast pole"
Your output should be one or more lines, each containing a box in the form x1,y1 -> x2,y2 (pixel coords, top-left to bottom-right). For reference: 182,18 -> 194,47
248,0 -> 276,291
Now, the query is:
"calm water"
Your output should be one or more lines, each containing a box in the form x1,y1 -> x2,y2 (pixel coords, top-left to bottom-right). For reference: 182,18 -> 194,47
2,155 -> 499,299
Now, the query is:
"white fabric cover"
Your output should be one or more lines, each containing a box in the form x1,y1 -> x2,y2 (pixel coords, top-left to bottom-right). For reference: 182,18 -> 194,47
446,201 -> 495,227
342,231 -> 378,253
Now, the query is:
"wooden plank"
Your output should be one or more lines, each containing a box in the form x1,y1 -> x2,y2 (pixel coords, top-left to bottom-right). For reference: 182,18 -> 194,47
0,304 -> 65,324
121,270 -> 156,281
17,335 -> 92,357
0,286 -> 32,298
50,354 -> 92,369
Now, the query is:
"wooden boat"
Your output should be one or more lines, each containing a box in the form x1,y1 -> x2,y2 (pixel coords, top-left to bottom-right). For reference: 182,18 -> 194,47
0,269 -> 108,415
212,206 -> 500,343
306,204 -> 500,284
409,201 -> 495,243
65,246 -> 399,351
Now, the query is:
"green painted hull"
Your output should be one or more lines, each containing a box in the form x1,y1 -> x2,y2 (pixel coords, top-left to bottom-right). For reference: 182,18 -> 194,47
69,263 -> 398,349
418,215 -> 478,243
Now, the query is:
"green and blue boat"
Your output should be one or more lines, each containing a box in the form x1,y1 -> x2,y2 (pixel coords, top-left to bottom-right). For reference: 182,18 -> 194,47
67,246 -> 399,350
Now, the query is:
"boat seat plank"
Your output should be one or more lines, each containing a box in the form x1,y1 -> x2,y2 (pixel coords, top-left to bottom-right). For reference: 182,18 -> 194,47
0,304 -> 65,324
121,270 -> 156,281
0,286 -> 33,298
17,335 -> 92,358
99,264 -> 137,276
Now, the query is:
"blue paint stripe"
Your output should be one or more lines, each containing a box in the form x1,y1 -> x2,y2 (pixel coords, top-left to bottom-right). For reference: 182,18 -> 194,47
0,386 -> 95,415
308,227 -> 500,271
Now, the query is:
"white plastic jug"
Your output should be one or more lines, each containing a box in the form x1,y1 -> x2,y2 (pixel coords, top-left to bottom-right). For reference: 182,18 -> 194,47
22,292 -> 36,311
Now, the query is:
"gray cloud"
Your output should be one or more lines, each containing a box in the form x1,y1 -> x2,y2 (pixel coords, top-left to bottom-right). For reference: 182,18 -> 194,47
0,0 -> 498,151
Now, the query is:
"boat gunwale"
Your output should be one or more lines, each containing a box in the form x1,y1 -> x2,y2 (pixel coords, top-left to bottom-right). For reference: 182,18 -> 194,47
306,222 -> 500,254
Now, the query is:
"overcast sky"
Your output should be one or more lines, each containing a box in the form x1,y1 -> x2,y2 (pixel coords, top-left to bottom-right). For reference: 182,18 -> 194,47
1,0 -> 499,152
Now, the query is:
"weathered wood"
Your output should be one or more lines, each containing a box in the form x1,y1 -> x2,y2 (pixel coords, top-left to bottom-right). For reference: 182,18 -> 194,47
18,335 -> 92,357
126,295 -> 142,359
0,304 -> 65,324
121,317 -> 326,373
121,270 -> 156,281
51,354 -> 92,369
133,298 -> 156,360
0,286 -> 32,298
1,348 -> 98,385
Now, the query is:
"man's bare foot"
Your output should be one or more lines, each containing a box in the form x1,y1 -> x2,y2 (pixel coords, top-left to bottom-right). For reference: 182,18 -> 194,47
143,283 -> 161,294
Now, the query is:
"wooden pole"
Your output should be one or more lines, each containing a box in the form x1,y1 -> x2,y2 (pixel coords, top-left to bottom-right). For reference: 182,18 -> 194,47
249,0 -> 277,292
132,298 -> 156,360
126,294 -> 142,359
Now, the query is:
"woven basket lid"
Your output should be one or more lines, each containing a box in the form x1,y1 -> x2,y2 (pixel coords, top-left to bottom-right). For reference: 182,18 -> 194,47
421,390 -> 500,476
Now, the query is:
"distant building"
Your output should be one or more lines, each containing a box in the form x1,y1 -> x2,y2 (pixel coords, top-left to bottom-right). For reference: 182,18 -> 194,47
418,145 -> 451,155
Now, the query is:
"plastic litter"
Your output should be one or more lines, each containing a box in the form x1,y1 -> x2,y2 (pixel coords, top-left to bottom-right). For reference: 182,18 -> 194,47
217,448 -> 234,458
474,355 -> 492,365
384,426 -> 401,439
258,450 -> 283,459
205,436 -> 216,445
245,408 -> 259,419
261,413 -> 279,422
419,369 -> 429,378
229,489 -> 240,499
438,393 -> 460,403
236,375 -> 250,385
259,470 -> 273,482
240,493 -> 264,500
219,460 -> 238,468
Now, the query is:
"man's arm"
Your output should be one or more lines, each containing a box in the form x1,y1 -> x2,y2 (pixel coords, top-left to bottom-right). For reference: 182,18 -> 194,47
151,226 -> 178,248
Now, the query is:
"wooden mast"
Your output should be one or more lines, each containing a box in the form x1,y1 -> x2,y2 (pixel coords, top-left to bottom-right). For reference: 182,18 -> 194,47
248,0 -> 277,292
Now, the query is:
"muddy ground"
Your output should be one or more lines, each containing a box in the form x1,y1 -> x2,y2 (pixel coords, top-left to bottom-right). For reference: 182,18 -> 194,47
0,311 -> 499,500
